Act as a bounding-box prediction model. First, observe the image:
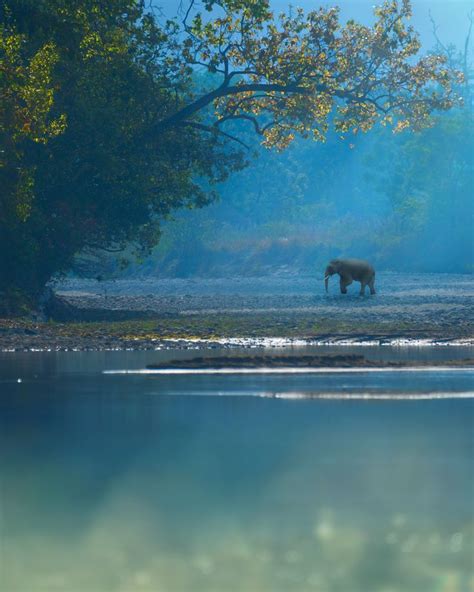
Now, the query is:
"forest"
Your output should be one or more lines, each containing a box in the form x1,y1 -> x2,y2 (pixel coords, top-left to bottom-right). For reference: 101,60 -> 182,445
1,0 -> 472,313
136,104 -> 473,278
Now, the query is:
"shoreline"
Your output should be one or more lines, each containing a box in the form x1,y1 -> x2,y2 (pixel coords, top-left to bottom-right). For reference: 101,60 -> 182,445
0,318 -> 472,353
1,274 -> 472,352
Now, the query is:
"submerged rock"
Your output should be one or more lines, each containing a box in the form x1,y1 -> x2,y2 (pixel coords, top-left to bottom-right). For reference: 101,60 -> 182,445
147,354 -> 474,369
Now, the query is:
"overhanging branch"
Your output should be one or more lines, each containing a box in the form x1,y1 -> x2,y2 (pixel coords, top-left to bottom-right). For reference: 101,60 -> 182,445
178,120 -> 251,149
150,81 -> 324,136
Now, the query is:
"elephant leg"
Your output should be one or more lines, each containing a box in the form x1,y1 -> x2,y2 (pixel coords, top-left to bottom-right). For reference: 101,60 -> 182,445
340,276 -> 352,294
359,281 -> 366,296
369,277 -> 376,295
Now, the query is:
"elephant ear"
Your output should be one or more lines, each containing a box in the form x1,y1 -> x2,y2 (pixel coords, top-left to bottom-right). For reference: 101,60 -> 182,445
330,259 -> 340,270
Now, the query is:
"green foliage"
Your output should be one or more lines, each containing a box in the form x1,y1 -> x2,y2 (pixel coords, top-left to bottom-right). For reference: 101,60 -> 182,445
167,0 -> 461,149
139,106 -> 473,276
136,127 -> 382,277
0,0 -> 243,311
370,109 -> 474,271
0,27 -> 66,224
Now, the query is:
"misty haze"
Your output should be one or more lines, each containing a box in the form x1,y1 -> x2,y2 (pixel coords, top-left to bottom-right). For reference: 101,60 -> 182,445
1,1 -> 473,591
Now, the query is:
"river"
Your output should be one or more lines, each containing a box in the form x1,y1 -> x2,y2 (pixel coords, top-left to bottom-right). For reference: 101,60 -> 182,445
1,347 -> 473,591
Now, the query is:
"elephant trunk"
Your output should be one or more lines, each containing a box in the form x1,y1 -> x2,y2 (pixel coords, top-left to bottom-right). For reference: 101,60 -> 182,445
324,275 -> 329,292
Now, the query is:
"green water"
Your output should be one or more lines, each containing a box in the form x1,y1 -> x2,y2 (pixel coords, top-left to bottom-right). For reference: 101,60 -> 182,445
0,350 -> 473,591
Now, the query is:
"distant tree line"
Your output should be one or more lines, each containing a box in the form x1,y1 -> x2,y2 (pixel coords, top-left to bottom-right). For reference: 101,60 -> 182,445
132,101 -> 473,277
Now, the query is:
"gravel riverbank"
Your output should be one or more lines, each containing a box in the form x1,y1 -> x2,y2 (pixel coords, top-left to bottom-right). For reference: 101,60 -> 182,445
1,273 -> 472,351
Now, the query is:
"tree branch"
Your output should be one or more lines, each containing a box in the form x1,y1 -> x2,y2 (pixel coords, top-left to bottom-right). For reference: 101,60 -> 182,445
83,243 -> 125,253
216,113 -> 265,135
151,81 -> 347,136
464,11 -> 473,86
429,10 -> 453,65
178,120 -> 251,149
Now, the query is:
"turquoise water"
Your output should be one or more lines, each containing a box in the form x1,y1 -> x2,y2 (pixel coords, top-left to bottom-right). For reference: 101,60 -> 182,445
0,349 -> 473,591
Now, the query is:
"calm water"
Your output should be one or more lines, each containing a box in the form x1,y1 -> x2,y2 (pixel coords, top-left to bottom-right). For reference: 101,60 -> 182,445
1,348 -> 473,592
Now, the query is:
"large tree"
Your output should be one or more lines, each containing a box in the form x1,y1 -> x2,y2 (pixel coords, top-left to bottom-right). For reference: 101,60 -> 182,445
0,0 -> 461,312
0,0 -> 243,312
156,0 -> 460,147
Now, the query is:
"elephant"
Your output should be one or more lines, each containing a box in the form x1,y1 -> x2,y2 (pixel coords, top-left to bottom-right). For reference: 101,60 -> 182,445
324,258 -> 376,295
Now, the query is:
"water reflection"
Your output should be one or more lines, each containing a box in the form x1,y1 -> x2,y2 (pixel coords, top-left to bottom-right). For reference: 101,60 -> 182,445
1,344 -> 473,379
0,358 -> 473,591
